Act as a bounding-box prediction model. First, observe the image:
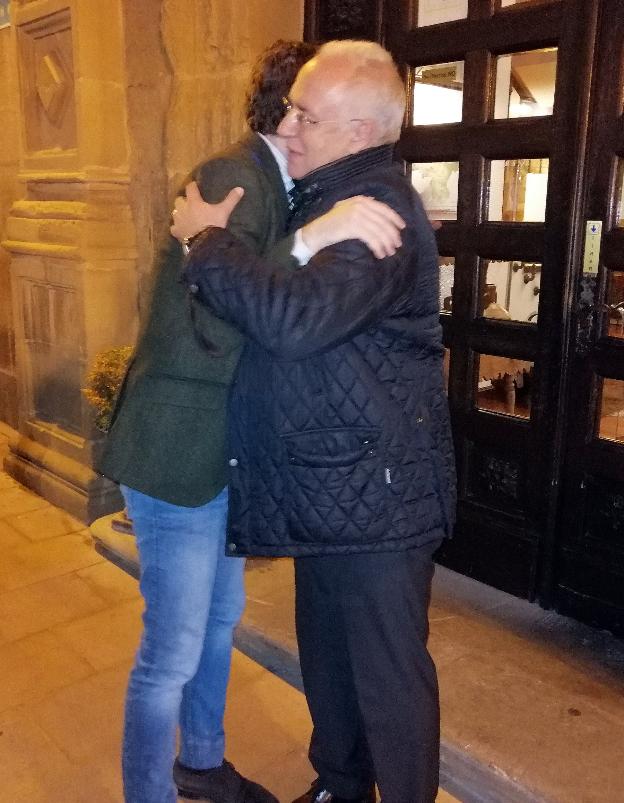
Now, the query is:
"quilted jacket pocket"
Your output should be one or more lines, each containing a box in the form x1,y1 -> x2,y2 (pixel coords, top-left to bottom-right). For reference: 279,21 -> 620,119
281,427 -> 389,545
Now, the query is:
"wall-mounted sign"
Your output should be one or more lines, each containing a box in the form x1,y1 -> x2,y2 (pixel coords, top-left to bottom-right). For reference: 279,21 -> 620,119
0,0 -> 10,29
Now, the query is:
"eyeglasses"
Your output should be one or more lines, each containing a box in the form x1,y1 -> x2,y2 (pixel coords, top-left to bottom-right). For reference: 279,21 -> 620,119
281,97 -> 362,127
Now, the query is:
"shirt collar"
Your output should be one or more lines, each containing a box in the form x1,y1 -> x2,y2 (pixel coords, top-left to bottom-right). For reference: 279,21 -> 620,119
258,134 -> 293,194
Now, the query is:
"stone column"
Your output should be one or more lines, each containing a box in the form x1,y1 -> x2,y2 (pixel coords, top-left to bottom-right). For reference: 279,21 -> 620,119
2,0 -> 138,520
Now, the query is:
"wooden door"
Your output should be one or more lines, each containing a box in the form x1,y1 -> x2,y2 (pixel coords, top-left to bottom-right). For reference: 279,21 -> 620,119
551,0 -> 624,634
384,0 -> 600,601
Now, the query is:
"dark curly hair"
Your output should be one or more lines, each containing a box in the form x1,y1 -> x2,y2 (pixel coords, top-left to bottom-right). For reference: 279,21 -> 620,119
246,39 -> 317,135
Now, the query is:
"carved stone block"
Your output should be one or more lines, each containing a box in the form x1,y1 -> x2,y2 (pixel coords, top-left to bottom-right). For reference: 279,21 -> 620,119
16,6 -> 77,153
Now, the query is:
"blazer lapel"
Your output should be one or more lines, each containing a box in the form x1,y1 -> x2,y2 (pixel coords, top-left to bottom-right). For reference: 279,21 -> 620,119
246,133 -> 290,234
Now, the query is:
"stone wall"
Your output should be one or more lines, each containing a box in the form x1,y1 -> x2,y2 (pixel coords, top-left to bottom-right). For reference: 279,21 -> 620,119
127,0 -> 304,310
0,22 -> 20,429
0,0 -> 304,519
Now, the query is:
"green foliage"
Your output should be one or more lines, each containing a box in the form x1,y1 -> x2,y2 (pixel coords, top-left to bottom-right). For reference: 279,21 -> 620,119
82,346 -> 133,432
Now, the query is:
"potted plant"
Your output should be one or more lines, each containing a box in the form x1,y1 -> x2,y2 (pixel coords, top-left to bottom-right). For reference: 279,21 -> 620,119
83,346 -> 135,536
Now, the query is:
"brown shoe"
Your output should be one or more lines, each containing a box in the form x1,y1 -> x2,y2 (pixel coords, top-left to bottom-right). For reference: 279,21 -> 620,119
291,780 -> 375,803
174,759 -> 278,803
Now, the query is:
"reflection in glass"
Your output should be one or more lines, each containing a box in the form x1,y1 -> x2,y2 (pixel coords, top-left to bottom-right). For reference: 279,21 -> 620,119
476,353 -> 533,418
497,0 -> 556,11
606,271 -> 624,338
413,62 -> 464,125
412,162 -> 459,221
488,158 -> 549,222
598,378 -> 624,442
439,256 -> 455,313
615,160 -> 624,227
479,260 -> 540,322
493,48 -> 557,119
416,0 -> 467,27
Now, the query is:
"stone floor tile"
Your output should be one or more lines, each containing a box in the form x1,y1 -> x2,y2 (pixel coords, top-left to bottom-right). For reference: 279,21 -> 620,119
77,559 -> 142,603
0,707 -> 82,802
250,746 -> 316,803
6,504 -> 84,541
0,471 -> 19,490
0,630 -> 94,712
224,651 -> 314,777
52,598 -> 143,670
245,557 -> 295,596
44,764 -> 123,803
23,661 -> 132,765
0,487 -> 50,517
0,572 -> 110,642
0,518 -> 29,550
229,643 -> 270,688
436,790 -> 460,802
0,704 -> 122,802
438,644 -> 624,803
0,531 -> 103,592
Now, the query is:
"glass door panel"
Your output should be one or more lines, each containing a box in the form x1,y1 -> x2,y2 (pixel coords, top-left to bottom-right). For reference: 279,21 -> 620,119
488,158 -> 549,222
598,378 -> 624,442
493,49 -> 557,119
496,0 -> 558,8
615,160 -> 624,227
606,271 -> 624,338
439,256 -> 455,313
480,260 -> 541,322
475,353 -> 533,419
416,0 -> 468,27
411,161 -> 459,220
413,62 -> 464,125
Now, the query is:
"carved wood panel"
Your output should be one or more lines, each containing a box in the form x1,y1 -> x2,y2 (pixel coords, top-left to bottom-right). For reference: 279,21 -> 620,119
305,0 -> 382,42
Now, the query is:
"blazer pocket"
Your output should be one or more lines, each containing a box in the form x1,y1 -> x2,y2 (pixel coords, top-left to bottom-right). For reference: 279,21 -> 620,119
142,374 -> 226,410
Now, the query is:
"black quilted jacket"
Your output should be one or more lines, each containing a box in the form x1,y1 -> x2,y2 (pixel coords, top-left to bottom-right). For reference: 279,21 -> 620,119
185,145 -> 456,557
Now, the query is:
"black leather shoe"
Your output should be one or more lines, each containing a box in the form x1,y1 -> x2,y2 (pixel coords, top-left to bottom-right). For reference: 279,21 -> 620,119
291,780 -> 376,803
174,758 -> 279,803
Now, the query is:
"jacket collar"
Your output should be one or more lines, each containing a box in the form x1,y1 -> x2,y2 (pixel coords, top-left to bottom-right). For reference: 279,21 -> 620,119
290,144 -> 395,217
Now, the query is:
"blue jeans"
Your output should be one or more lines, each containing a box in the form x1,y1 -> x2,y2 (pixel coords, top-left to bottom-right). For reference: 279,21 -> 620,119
120,485 -> 245,803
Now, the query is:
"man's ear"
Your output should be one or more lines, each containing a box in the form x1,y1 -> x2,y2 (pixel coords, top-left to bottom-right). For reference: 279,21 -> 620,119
348,118 -> 376,153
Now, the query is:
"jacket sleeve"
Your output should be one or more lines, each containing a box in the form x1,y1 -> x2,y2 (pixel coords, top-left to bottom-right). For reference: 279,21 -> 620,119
185,221 -> 423,360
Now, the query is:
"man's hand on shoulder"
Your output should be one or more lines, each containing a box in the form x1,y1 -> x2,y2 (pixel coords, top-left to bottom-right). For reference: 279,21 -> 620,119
170,180 -> 245,242
301,196 -> 406,260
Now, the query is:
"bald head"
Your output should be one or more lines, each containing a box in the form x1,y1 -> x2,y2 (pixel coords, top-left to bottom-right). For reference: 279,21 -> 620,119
308,40 -> 406,145
277,39 -> 406,178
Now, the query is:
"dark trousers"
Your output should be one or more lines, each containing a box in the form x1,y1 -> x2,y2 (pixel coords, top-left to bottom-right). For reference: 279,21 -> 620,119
294,546 -> 440,803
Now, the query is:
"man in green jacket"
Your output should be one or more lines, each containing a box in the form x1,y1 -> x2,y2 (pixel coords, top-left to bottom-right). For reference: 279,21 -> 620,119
98,39 -> 404,803
98,41 -> 314,803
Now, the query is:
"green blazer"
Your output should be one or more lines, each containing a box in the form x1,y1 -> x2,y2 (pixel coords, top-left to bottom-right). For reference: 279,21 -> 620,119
97,133 -> 293,506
